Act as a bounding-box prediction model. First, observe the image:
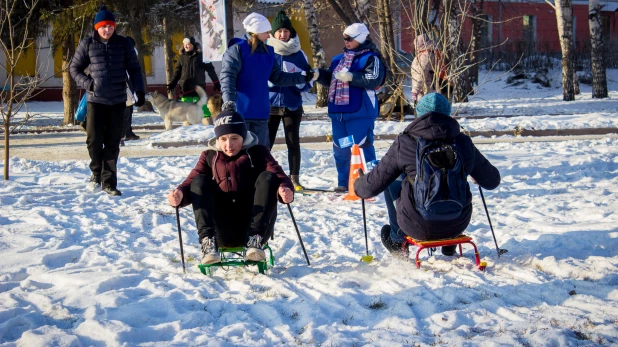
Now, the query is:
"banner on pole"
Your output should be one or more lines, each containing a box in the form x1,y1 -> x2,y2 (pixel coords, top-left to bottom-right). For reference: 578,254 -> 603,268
199,0 -> 227,62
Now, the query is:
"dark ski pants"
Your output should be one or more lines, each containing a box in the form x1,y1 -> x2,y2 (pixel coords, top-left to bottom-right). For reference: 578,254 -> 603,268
122,105 -> 134,138
246,119 -> 270,148
190,171 -> 279,247
268,107 -> 303,176
86,102 -> 125,189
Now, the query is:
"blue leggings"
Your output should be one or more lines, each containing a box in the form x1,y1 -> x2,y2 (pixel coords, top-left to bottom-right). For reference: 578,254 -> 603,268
383,174 -> 406,243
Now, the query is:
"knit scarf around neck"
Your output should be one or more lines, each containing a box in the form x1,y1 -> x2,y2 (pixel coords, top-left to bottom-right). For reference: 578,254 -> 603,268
267,36 -> 301,56
328,49 -> 369,105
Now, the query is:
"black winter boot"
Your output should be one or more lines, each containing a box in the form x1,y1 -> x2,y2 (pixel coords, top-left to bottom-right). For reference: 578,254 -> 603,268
441,245 -> 457,256
381,225 -> 407,257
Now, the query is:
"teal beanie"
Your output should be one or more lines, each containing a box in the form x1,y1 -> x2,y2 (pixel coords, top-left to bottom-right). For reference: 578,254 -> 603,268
416,93 -> 452,117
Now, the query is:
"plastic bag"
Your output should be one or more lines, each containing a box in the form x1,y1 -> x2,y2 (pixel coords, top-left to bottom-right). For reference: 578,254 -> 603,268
75,93 -> 88,122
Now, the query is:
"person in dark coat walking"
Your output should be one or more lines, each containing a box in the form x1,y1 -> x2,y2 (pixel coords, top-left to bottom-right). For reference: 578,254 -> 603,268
167,36 -> 221,98
167,111 -> 294,265
70,5 -> 145,196
354,93 -> 501,256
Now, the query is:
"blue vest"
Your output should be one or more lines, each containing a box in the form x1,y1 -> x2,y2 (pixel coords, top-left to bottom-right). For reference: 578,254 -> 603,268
269,51 -> 311,110
236,41 -> 275,120
327,51 -> 376,114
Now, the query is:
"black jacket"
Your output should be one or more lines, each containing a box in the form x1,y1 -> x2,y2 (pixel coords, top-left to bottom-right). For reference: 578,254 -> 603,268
170,45 -> 219,94
70,32 -> 144,105
354,112 -> 501,240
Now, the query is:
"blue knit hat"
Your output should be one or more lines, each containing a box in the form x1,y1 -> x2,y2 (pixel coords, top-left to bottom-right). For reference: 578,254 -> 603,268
416,93 -> 451,117
214,111 -> 247,139
94,5 -> 116,30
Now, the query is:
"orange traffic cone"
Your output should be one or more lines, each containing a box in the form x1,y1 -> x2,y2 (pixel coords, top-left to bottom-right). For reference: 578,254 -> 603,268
344,144 -> 367,201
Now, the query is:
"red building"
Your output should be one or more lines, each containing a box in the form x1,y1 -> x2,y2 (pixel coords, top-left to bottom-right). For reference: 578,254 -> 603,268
399,0 -> 618,55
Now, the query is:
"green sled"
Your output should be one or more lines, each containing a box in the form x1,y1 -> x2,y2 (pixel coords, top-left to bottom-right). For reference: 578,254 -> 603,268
197,244 -> 275,275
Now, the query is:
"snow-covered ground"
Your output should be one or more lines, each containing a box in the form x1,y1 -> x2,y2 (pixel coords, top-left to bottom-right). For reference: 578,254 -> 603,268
1,68 -> 618,346
1,136 -> 618,346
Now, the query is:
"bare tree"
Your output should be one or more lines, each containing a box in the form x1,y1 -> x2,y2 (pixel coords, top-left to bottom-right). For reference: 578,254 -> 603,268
588,0 -> 608,98
146,0 -> 200,99
323,0 -> 364,26
377,0 -> 397,76
162,16 -> 176,99
0,0 -> 47,179
442,0 -> 471,102
303,0 -> 329,107
467,0 -> 484,88
546,0 -> 575,101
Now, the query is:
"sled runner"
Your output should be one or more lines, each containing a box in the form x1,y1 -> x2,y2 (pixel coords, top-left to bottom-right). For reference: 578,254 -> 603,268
402,235 -> 487,271
197,244 -> 275,275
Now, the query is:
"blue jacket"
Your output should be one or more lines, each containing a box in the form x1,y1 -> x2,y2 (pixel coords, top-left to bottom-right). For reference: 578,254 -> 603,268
220,35 -> 307,120
269,50 -> 312,110
70,32 -> 144,105
354,112 -> 501,240
316,40 -> 385,119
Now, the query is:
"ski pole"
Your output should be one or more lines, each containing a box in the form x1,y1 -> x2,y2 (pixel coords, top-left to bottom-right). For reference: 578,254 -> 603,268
360,198 -> 374,263
175,206 -> 186,273
478,186 -> 508,257
286,204 -> 310,266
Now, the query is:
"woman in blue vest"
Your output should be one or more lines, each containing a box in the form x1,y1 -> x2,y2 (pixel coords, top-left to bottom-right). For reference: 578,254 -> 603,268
267,10 -> 312,191
315,23 -> 386,193
220,12 -> 317,148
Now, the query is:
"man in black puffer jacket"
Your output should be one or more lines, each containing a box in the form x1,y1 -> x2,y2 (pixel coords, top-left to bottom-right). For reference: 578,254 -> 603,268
70,5 -> 145,196
167,37 -> 220,97
354,93 -> 500,257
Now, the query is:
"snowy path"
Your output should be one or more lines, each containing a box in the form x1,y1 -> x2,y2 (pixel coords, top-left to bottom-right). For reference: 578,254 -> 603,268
1,137 -> 617,346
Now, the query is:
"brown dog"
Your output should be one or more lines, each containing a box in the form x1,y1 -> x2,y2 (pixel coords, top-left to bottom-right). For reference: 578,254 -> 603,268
203,94 -> 222,126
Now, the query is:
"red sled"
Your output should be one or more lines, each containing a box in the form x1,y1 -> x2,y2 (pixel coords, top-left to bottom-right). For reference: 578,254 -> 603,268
402,234 -> 487,271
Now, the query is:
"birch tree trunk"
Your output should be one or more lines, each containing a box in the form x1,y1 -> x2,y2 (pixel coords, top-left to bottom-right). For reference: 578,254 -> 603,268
554,0 -> 575,101
303,0 -> 328,107
61,34 -> 78,125
589,0 -> 608,98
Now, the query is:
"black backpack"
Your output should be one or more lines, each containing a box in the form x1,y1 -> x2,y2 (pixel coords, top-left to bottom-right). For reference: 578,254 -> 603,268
410,136 -> 468,221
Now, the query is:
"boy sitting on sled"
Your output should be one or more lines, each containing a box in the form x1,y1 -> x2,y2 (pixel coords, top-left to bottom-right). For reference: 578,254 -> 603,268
167,111 -> 294,264
353,93 -> 501,257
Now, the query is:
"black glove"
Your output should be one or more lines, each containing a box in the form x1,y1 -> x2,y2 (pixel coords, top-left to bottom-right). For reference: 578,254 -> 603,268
135,91 -> 145,107
222,100 -> 236,112
166,84 -> 175,94
304,70 -> 315,83
213,81 -> 221,92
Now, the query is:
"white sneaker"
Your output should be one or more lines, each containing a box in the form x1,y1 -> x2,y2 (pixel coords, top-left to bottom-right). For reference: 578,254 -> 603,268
245,235 -> 266,261
200,237 -> 221,264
